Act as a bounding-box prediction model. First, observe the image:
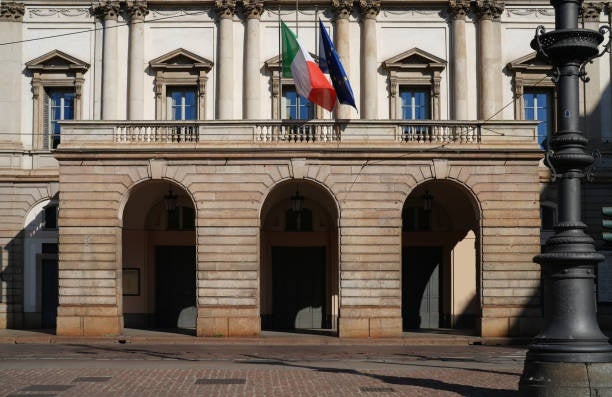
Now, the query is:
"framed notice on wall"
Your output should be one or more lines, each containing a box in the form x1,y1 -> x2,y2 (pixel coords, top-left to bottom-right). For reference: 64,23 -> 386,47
122,268 -> 140,296
598,252 -> 612,303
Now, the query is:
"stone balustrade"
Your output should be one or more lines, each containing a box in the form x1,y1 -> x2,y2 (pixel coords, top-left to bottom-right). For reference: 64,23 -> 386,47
58,119 -> 539,147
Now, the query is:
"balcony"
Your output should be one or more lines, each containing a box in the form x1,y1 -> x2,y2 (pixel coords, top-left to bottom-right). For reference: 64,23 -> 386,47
58,119 -> 539,151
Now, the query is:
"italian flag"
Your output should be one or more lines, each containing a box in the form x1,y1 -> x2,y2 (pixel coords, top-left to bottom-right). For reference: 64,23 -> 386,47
281,21 -> 337,112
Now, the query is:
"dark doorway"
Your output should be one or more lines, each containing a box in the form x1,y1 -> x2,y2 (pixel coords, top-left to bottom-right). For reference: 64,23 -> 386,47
403,247 -> 442,330
155,246 -> 196,329
268,246 -> 326,330
41,258 -> 58,329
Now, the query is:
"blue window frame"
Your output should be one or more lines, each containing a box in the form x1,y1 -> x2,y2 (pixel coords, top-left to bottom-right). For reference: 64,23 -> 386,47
524,90 -> 553,148
46,89 -> 74,149
167,87 -> 196,120
400,88 -> 430,120
282,86 -> 313,120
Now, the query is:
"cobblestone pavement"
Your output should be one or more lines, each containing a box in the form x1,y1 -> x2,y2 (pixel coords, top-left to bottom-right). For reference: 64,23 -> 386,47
0,342 -> 526,396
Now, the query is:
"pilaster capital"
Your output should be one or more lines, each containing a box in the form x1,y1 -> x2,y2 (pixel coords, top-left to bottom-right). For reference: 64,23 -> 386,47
332,0 -> 353,20
359,0 -> 381,20
474,0 -> 504,20
0,2 -> 25,22
448,0 -> 470,20
580,2 -> 604,22
92,1 -> 120,21
126,0 -> 149,21
242,0 -> 263,20
214,0 -> 237,20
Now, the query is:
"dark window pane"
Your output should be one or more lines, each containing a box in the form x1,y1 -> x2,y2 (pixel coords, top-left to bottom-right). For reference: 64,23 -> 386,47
44,204 -> 58,229
182,206 -> 195,230
167,208 -> 180,230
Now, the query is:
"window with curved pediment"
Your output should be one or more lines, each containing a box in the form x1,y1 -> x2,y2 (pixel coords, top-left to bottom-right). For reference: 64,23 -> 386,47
382,48 -> 446,121
25,50 -> 89,150
149,49 -> 213,120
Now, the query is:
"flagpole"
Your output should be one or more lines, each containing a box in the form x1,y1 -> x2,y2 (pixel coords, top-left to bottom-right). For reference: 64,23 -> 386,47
278,5 -> 282,120
295,0 -> 298,36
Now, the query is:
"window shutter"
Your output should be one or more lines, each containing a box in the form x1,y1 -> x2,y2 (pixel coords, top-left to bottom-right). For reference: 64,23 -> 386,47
42,89 -> 50,150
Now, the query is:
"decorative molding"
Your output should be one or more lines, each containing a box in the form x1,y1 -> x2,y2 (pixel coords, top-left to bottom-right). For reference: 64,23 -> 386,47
331,0 -> 353,20
580,2 -> 604,22
28,8 -> 90,18
474,0 -> 504,20
1,2 -> 25,22
505,8 -> 554,17
242,0 -> 263,19
448,0 -> 470,20
92,1 -> 120,21
506,52 -> 555,122
359,0 -> 381,20
383,9 -> 440,17
214,0 -> 237,19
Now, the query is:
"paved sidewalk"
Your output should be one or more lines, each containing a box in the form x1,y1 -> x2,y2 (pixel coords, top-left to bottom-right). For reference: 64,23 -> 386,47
0,329 -> 527,396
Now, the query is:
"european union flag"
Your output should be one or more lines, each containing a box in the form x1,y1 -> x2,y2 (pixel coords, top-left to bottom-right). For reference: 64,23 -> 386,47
318,19 -> 357,110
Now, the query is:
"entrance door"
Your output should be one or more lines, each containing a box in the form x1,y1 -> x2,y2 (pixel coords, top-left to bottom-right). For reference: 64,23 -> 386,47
41,258 -> 58,329
271,246 -> 325,330
155,246 -> 196,328
403,247 -> 442,330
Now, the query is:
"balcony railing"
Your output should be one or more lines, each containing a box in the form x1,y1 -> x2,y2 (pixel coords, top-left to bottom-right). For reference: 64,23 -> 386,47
60,119 -> 538,147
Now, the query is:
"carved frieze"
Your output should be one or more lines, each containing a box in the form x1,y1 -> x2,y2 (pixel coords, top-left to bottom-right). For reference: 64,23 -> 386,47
580,2 -> 604,22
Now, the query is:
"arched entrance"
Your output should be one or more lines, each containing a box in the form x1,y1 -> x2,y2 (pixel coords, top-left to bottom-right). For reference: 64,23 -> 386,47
402,180 -> 480,332
260,180 -> 339,334
121,180 -> 197,333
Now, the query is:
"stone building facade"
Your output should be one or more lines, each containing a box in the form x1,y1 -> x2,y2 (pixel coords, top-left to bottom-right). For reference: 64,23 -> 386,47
0,0 -> 610,338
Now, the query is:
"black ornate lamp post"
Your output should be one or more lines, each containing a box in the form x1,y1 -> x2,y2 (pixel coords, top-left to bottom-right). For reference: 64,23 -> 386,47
519,0 -> 612,395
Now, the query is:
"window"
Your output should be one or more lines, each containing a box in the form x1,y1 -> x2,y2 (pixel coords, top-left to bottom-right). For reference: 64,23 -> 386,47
149,48 -> 212,120
524,90 -> 553,148
265,55 -> 327,120
402,206 -> 431,232
43,204 -> 58,230
46,89 -> 75,149
382,48 -> 445,120
401,88 -> 430,120
167,87 -> 196,120
507,52 -> 556,149
282,86 -> 314,120
285,208 -> 313,231
25,50 -> 88,150
167,206 -> 195,230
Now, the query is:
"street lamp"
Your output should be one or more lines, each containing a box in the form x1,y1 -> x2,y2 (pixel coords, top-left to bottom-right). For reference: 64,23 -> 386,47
164,185 -> 177,212
519,0 -> 612,394
291,188 -> 304,213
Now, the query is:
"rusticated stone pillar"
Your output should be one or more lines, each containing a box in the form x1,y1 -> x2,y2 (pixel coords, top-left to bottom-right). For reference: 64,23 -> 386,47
332,0 -> 354,119
475,0 -> 504,120
242,0 -> 263,119
215,0 -> 236,119
93,1 -> 121,120
359,0 -> 380,119
449,0 -> 470,120
126,1 -> 148,120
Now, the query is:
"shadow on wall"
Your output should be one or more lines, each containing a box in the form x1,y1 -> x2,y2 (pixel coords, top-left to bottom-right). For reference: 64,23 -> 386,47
2,194 -> 59,330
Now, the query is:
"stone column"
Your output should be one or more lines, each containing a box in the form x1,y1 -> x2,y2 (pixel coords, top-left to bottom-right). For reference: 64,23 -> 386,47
359,0 -> 380,119
475,0 -> 504,120
332,0 -> 353,119
242,0 -> 263,119
580,2 -> 604,140
0,2 -> 24,149
215,0 -> 236,120
93,1 -> 120,120
449,0 -> 470,120
126,1 -> 149,120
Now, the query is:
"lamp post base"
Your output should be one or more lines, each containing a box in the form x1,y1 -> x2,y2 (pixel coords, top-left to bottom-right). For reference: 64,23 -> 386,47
520,358 -> 612,396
